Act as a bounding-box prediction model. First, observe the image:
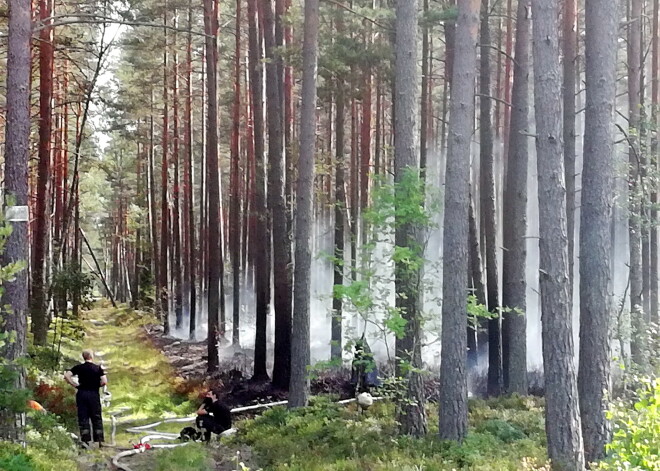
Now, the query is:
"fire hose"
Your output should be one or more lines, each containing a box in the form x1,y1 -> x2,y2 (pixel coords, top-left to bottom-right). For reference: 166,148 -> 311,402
111,396 -> 378,470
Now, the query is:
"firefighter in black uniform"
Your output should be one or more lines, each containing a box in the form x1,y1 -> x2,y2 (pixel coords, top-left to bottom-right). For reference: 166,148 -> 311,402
64,350 -> 108,448
196,389 -> 232,442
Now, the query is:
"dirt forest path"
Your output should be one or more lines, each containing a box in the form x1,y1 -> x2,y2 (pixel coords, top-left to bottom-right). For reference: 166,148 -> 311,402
73,307 -> 256,470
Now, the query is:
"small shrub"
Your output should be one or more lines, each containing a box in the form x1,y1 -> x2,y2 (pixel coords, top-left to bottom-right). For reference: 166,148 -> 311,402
476,419 -> 526,443
0,443 -> 34,471
596,378 -> 660,470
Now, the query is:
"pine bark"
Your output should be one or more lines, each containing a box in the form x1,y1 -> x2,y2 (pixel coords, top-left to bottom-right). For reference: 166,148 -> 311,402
186,0 -> 196,339
394,0 -> 427,438
439,0 -> 479,443
230,0 -> 242,345
652,0 -> 660,326
563,0 -> 577,300
502,0 -> 530,395
160,7 -> 170,333
480,0 -> 503,397
628,0 -> 645,367
31,0 -> 54,346
289,0 -> 319,409
531,0 -> 585,468
204,0 -> 221,372
263,0 -> 293,390
331,82 -> 346,361
578,0 -> 617,462
249,0 -> 270,381
0,0 -> 31,440
172,18 -> 184,330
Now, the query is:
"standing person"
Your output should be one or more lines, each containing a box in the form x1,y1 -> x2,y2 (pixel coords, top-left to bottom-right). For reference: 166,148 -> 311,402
196,389 -> 232,442
64,350 -> 108,447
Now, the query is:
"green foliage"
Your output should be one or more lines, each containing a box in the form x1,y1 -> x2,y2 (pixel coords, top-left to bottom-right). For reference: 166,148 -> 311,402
596,378 -> 660,470
153,443 -> 213,471
50,263 -> 95,313
0,419 -> 78,471
0,217 -> 30,420
331,170 -> 441,365
233,396 -> 547,470
475,419 -> 526,443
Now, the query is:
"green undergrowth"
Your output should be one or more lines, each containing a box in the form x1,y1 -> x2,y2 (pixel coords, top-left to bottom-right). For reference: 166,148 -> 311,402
153,443 -> 214,471
0,411 -> 79,471
595,377 -> 660,470
231,395 -> 549,471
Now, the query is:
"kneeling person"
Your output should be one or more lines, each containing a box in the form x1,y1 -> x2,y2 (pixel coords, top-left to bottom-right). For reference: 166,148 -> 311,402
196,389 -> 232,441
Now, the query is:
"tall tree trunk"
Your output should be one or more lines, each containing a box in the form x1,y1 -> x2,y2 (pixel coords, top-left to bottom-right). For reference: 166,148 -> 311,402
289,0 -> 319,409
439,0 -> 479,443
160,6 -> 170,334
420,0 -> 429,174
331,82 -> 346,361
393,0 -> 427,438
578,0 -> 617,462
204,0 -> 222,373
230,0 -> 242,346
172,15 -> 184,330
31,0 -> 54,346
480,0 -> 503,397
502,0 -> 530,395
502,0 -> 513,150
531,0 -> 585,468
250,0 -> 270,380
186,0 -> 196,339
628,0 -> 646,367
263,0 -> 292,390
652,0 -> 659,326
149,106 -> 160,308
563,0 -> 577,304
0,0 -> 31,440
360,65 -> 371,210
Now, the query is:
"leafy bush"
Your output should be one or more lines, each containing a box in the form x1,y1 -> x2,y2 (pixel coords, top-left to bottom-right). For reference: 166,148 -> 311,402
596,378 -> 660,470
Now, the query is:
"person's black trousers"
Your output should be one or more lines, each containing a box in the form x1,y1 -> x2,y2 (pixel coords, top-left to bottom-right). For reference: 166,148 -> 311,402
196,415 -> 225,441
76,389 -> 104,443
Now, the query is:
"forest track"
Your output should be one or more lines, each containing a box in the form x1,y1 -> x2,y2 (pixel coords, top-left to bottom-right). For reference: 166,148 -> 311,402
73,306 -> 258,471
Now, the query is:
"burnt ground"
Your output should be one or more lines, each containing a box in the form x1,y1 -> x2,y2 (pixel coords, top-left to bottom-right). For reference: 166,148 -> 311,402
143,324 -> 356,408
143,323 -> 546,407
